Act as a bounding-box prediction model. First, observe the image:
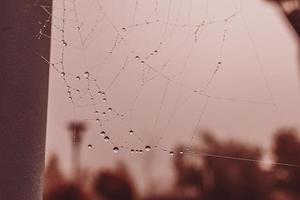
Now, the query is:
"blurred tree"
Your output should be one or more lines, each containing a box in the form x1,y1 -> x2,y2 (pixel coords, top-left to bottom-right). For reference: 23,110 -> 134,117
272,128 -> 300,197
44,154 -> 65,194
173,132 -> 271,200
42,130 -> 300,200
199,133 -> 269,200
173,145 -> 203,198
44,154 -> 90,200
93,163 -> 137,200
44,182 -> 89,200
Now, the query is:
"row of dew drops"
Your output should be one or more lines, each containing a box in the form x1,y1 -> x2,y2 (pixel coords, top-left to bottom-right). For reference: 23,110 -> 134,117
66,70 -> 179,156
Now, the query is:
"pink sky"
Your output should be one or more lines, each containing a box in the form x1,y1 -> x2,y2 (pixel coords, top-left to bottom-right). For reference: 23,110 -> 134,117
46,0 -> 300,193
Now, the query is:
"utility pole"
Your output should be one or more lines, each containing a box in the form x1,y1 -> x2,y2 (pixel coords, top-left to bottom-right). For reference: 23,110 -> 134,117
0,0 -> 52,199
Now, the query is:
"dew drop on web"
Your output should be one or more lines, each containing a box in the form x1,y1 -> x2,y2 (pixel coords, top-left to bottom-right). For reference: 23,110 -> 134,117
113,147 -> 119,153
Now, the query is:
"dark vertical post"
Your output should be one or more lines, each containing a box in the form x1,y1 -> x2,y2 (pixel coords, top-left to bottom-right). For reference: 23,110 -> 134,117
0,0 -> 52,199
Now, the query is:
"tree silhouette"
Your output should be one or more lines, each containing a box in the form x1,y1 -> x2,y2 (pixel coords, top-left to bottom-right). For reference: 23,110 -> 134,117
200,133 -> 269,200
43,154 -> 90,200
42,129 -> 300,200
173,145 -> 203,198
272,128 -> 300,197
93,163 -> 136,200
44,182 -> 89,200
172,132 -> 271,200
44,154 -> 65,194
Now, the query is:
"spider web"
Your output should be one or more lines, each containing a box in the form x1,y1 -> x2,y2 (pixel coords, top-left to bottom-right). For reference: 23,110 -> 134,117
36,0 -> 299,168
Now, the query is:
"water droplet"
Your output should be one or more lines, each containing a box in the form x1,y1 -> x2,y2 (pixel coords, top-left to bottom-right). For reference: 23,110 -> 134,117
145,145 -> 151,151
98,91 -> 102,95
96,118 -> 100,123
169,151 -> 174,156
122,27 -> 127,31
108,107 -> 112,112
100,131 -> 105,136
141,61 -> 145,64
102,98 -> 107,103
88,144 -> 92,148
102,112 -> 106,116
76,89 -> 80,93
135,56 -> 140,60
129,130 -> 134,135
130,149 -> 135,153
62,40 -> 67,46
84,71 -> 90,78
76,76 -> 80,80
179,151 -> 184,155
68,96 -> 72,101
95,110 -> 99,114
60,72 -> 65,77
113,147 -> 119,153
139,150 -> 143,154
104,136 -> 109,142
218,61 -> 222,65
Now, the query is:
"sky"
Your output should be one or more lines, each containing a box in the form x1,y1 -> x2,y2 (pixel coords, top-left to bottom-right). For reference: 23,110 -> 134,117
45,0 -> 300,193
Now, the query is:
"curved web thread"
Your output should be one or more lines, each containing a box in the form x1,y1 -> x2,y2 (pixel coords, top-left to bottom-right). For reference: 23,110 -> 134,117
36,0 -> 299,167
